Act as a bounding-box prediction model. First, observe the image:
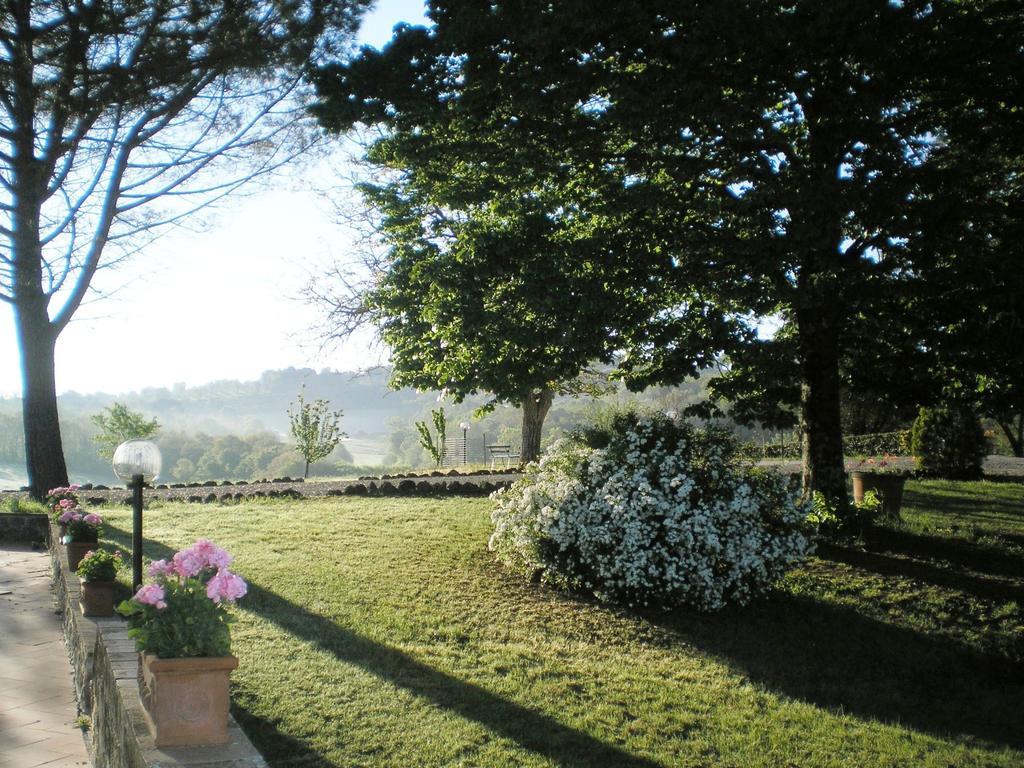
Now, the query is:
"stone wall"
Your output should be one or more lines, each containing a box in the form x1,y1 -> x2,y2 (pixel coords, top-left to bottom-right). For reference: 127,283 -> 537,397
0,512 -> 48,542
49,524 -> 267,768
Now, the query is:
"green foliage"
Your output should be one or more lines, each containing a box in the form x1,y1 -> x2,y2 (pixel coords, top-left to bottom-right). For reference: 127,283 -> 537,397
911,407 -> 988,480
808,490 -> 884,540
807,492 -> 843,539
0,496 -> 48,515
118,578 -> 233,658
737,430 -> 913,460
90,403 -> 160,460
846,431 -> 913,458
415,408 -> 447,468
76,548 -> 123,583
288,388 -> 346,479
314,0 -> 1021,509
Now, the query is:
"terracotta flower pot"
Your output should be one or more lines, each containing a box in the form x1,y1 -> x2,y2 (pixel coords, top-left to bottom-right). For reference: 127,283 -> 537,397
65,541 -> 96,571
79,580 -> 117,617
139,652 -> 239,747
851,471 -> 907,520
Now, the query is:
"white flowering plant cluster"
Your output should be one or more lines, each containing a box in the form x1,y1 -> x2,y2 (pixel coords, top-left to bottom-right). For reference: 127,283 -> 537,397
489,413 -> 813,611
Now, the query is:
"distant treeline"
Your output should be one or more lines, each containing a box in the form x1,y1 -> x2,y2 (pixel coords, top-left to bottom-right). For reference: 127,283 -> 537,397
0,412 -> 356,484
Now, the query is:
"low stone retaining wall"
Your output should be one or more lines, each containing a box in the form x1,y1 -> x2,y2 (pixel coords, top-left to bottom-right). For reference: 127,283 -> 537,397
49,524 -> 266,768
0,512 -> 48,542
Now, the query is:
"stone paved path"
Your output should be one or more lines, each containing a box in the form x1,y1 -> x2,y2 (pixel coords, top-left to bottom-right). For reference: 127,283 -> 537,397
0,545 -> 91,768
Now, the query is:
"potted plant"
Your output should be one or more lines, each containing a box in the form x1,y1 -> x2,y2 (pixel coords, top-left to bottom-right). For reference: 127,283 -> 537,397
850,456 -> 909,520
76,549 -> 123,617
58,508 -> 103,570
46,485 -> 82,538
118,539 -> 247,747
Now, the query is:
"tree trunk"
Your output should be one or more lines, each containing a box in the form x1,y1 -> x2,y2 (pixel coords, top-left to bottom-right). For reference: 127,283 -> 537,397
520,387 -> 554,465
795,302 -> 849,518
14,295 -> 69,499
997,415 -> 1023,458
10,134 -> 70,499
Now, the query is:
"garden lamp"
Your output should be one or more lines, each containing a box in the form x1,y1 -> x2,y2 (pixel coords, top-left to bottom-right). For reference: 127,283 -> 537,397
113,439 -> 162,591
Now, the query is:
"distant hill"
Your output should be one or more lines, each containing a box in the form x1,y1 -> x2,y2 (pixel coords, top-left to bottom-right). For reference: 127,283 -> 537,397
0,367 -> 435,436
0,366 -> 723,489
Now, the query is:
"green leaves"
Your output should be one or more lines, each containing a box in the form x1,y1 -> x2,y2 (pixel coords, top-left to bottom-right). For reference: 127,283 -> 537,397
90,403 -> 160,460
415,407 -> 447,467
118,580 -> 234,659
288,388 -> 346,479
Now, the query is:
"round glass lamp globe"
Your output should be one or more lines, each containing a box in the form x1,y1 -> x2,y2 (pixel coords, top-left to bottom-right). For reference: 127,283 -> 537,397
112,440 -> 162,483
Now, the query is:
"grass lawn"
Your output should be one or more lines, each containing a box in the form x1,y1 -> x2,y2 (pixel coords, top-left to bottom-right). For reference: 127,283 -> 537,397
97,479 -> 1024,768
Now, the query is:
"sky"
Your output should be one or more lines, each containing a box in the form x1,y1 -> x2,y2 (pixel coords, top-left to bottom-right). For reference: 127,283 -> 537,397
0,0 -> 429,398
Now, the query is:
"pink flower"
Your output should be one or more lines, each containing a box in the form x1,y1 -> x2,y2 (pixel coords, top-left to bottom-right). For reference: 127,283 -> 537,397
172,549 -> 203,578
191,539 -> 233,570
58,510 -> 75,524
83,513 -> 102,526
134,584 -> 167,610
59,499 -> 76,509
205,569 -> 247,604
69,484 -> 81,491
147,559 -> 174,578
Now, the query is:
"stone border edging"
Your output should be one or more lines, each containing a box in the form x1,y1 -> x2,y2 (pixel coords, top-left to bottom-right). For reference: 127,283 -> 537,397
49,523 -> 267,768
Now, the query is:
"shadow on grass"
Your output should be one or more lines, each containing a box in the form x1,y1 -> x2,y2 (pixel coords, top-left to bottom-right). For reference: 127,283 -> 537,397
240,581 -> 662,768
642,592 -> 1024,751
817,543 -> 1024,603
903,486 -> 1024,521
863,527 -> 1024,579
104,524 -> 1024,758
107,527 -> 661,766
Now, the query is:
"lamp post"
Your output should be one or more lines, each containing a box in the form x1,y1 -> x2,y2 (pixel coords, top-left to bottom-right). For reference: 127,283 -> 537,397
459,422 -> 470,465
112,440 -> 162,591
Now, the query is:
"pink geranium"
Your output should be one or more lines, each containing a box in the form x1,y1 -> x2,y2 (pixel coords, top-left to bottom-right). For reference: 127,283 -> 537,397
172,549 -> 203,578
147,559 -> 174,577
134,583 -> 167,610
119,539 -> 246,658
205,569 -> 248,604
58,509 -> 76,524
83,513 -> 102,525
191,538 -> 233,570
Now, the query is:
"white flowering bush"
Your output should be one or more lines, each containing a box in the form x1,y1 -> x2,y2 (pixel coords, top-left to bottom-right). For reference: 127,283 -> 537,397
489,413 -> 812,611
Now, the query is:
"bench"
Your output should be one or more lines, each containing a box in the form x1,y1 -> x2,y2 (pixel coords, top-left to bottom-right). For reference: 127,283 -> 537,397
487,444 -> 520,469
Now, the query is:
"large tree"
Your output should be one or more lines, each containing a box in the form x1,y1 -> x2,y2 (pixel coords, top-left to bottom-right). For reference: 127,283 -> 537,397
305,140 -> 650,463
315,0 -> 1021,508
311,37 -> 730,463
0,0 -> 369,498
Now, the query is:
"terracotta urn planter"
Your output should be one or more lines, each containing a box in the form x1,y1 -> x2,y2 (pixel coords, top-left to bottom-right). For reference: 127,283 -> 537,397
65,540 -> 96,571
79,581 -> 117,617
139,652 -> 239,747
851,471 -> 907,520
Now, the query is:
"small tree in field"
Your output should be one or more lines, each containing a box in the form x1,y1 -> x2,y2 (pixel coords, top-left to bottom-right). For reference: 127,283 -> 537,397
91,403 -> 161,460
416,408 -> 447,468
288,389 -> 345,478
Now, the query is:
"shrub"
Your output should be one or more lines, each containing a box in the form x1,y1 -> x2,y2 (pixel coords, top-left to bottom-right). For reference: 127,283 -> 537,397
910,406 -> 987,479
489,413 -> 812,611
